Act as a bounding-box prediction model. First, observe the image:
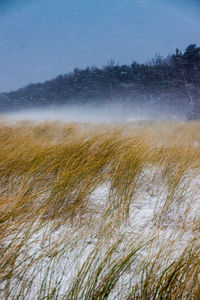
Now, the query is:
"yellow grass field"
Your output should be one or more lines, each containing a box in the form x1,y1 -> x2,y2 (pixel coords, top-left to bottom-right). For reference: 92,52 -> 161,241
0,119 -> 200,299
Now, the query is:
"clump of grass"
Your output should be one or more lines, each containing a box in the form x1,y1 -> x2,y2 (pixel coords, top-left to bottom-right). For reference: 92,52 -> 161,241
0,119 -> 200,299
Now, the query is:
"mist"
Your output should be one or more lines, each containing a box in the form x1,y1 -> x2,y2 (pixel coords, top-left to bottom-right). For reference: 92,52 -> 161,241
3,100 -> 187,124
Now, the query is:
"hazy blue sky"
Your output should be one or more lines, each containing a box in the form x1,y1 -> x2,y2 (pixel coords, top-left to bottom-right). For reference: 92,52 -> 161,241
0,0 -> 200,92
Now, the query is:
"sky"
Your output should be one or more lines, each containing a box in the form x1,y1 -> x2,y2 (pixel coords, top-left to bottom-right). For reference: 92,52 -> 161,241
0,0 -> 200,92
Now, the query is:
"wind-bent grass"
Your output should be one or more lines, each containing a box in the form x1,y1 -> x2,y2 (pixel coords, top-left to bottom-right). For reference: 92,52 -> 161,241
0,119 -> 200,299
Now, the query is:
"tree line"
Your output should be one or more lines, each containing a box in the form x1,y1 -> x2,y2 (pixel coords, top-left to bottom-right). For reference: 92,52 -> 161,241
0,44 -> 200,119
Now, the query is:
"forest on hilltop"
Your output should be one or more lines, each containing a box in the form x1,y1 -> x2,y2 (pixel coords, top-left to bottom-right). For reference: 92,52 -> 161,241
0,44 -> 200,119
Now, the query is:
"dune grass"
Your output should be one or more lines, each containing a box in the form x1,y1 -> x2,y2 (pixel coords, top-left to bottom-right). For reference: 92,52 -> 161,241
0,119 -> 200,299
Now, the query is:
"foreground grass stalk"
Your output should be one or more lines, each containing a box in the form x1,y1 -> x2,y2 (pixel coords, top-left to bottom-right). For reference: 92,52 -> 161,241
0,120 -> 200,299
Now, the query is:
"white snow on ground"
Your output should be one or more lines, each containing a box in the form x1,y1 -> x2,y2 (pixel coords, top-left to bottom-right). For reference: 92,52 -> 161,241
1,167 -> 200,299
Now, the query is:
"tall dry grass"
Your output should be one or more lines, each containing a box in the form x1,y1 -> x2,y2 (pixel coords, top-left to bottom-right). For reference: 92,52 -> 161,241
0,119 -> 200,299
